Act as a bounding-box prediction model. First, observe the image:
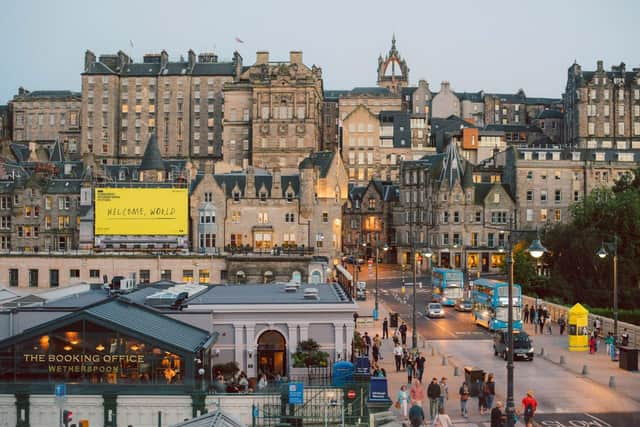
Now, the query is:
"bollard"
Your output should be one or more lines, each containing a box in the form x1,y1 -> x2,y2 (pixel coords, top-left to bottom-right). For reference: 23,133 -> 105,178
539,347 -> 545,356
609,376 -> 616,388
581,365 -> 588,375
441,355 -> 448,366
453,366 -> 460,376
559,355 -> 565,365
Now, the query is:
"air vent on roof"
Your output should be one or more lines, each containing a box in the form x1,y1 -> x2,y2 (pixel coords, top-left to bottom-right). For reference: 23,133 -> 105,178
304,288 -> 319,300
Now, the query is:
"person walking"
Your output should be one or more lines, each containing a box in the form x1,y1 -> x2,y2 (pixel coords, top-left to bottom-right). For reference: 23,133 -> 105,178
477,374 -> 487,415
537,307 -> 545,335
485,373 -> 496,410
393,342 -> 403,372
458,380 -> 470,418
372,342 -> 380,363
415,352 -> 426,383
406,353 -> 415,384
438,377 -> 449,412
408,403 -> 425,427
605,332 -> 615,357
490,401 -> 506,427
397,384 -> 410,419
528,306 -> 536,327
363,332 -> 371,356
589,334 -> 596,354
621,328 -> 630,346
402,345 -> 409,371
432,407 -> 453,427
382,317 -> 389,339
410,378 -> 425,407
558,314 -> 566,335
427,377 -> 441,421
520,390 -> 538,427
399,321 -> 408,345
523,304 -> 529,324
533,307 -> 539,333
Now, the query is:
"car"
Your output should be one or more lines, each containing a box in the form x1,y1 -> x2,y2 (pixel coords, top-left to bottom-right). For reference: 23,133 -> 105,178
493,330 -> 534,361
343,256 -> 364,265
425,303 -> 445,318
454,298 -> 473,312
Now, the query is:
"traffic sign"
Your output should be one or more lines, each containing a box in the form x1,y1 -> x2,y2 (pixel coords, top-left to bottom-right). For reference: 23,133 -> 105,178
288,382 -> 304,405
347,389 -> 356,399
54,384 -> 66,397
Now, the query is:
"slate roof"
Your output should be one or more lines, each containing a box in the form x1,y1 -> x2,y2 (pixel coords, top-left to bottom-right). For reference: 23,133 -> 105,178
84,61 -> 117,75
211,171 -> 300,198
349,87 -> 393,96
187,283 -> 352,305
139,135 -> 165,170
170,410 -> 246,427
323,90 -> 349,101
456,91 -> 484,102
485,124 -> 542,133
121,62 -> 161,76
348,185 -> 366,202
536,109 -> 563,120
48,141 -> 65,162
191,62 -> 235,76
525,96 -> 562,105
44,290 -> 110,308
304,151 -> 335,178
13,90 -> 81,101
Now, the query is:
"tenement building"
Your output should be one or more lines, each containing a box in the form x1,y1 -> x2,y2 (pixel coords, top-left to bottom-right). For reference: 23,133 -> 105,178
0,105 -> 10,141
10,88 -> 81,155
565,60 -> 640,149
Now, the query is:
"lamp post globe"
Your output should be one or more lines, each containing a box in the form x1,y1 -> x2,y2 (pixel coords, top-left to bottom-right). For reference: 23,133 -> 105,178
527,239 -> 547,259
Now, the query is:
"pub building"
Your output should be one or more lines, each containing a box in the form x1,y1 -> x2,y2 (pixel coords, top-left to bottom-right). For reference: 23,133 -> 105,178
0,298 -> 217,397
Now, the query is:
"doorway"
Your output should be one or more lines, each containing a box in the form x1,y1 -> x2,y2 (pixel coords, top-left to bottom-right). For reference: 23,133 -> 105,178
257,330 -> 287,379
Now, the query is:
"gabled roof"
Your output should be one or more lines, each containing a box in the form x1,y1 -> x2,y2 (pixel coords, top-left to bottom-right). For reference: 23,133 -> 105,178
304,151 -> 335,178
438,141 -> 465,191
0,298 -> 215,354
83,61 -> 117,75
48,141 -> 65,162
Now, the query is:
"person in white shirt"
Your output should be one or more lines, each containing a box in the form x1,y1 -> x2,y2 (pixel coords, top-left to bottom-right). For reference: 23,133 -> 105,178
432,406 -> 453,427
393,343 -> 403,372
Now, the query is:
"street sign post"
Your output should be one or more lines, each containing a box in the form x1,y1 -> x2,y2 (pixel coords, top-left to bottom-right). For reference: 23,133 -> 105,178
54,384 -> 67,427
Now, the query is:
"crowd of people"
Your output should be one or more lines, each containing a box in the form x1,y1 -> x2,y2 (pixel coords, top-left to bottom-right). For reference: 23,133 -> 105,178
522,304 -> 558,335
210,370 -> 280,394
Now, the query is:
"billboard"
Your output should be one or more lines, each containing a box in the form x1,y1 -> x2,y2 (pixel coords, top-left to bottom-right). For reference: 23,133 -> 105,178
94,188 -> 188,236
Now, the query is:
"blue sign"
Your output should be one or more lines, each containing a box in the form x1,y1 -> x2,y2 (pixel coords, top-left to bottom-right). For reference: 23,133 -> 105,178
54,384 -> 66,397
373,308 -> 379,320
288,382 -> 304,405
354,356 -> 370,375
332,361 -> 354,386
252,405 -> 259,417
368,377 -> 391,403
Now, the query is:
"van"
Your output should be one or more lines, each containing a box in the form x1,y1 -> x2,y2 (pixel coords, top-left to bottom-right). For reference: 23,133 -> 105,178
493,330 -> 534,361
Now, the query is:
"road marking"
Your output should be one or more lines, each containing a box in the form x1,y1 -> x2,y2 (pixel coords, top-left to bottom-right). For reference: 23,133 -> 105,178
423,315 -> 458,338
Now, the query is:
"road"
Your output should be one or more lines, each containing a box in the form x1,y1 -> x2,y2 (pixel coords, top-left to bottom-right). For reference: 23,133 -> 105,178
372,276 -> 492,341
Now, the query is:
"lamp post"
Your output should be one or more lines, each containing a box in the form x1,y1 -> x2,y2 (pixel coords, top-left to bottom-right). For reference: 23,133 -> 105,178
504,233 -> 546,427
374,241 -> 389,320
597,236 -> 619,342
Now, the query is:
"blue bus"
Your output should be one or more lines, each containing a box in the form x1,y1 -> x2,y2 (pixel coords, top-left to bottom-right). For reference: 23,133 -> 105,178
431,268 -> 464,306
471,278 -> 523,331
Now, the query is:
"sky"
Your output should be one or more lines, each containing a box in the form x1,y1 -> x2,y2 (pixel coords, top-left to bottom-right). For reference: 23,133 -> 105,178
1,0 -> 639,103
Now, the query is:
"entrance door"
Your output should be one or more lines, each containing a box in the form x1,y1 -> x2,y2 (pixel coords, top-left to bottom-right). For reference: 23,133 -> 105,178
257,330 -> 287,380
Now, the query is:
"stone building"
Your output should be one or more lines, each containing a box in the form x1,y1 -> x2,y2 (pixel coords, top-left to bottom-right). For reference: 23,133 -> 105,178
483,90 -> 562,126
224,51 -> 324,172
81,49 -> 239,168
10,89 -> 81,154
484,124 -> 543,147
189,150 -> 348,264
342,180 -> 398,262
0,105 -> 10,141
533,108 -> 565,145
564,60 -> 640,150
321,90 -> 347,152
395,142 -> 516,275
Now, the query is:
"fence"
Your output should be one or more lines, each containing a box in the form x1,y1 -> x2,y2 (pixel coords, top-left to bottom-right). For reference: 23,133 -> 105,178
523,295 -> 640,347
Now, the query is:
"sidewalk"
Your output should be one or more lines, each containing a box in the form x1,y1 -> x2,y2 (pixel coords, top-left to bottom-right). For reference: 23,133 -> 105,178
356,296 -> 522,426
522,319 -> 640,405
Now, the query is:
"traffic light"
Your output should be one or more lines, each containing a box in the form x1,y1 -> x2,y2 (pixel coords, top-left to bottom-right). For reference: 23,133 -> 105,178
63,409 -> 72,426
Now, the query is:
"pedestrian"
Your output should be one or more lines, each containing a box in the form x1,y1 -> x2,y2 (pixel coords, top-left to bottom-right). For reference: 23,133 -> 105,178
458,380 -> 470,418
438,377 -> 449,412
427,377 -> 441,421
589,334 -> 596,354
523,304 -> 529,324
415,352 -> 426,383
490,401 -> 506,427
397,384 -> 410,419
538,307 -> 545,335
363,332 -> 371,356
410,378 -> 425,407
373,333 -> 382,350
595,318 -> 602,336
533,308 -> 539,333
621,328 -> 630,346
528,306 -> 536,327
485,373 -> 496,410
382,317 -> 389,339
399,321 -> 408,345
408,403 -> 425,427
605,332 -> 614,356
406,353 -> 415,384
372,342 -> 380,363
402,345 -> 408,370
477,374 -> 487,415
393,342 -> 403,372
520,390 -> 537,427
558,315 -> 566,335
432,406 -> 453,427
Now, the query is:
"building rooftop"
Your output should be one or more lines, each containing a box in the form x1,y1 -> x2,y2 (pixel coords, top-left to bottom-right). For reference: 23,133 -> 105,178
187,283 -> 352,305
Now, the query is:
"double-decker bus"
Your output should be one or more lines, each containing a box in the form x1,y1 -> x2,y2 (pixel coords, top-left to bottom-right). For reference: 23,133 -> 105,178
471,278 -> 523,331
431,268 -> 464,306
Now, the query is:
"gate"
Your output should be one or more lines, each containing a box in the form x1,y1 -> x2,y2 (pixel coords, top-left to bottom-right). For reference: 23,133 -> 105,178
254,382 -> 370,426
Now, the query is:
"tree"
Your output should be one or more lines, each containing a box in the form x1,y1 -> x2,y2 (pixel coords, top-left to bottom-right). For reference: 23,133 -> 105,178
292,339 -> 329,368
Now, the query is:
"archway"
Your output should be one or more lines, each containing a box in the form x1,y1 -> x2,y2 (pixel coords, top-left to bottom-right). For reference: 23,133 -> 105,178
310,270 -> 322,284
257,330 -> 287,380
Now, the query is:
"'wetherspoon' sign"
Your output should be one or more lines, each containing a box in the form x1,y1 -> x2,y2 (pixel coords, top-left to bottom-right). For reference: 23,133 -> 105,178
23,353 -> 145,374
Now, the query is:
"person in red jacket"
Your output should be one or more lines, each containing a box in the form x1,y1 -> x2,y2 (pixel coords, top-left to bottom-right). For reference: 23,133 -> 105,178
520,390 -> 538,427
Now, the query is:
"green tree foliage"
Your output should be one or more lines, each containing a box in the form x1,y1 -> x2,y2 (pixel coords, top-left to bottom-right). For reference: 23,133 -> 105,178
292,339 -> 329,368
542,169 -> 640,310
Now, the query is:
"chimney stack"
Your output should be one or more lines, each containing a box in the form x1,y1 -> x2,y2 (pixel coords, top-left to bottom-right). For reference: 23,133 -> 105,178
256,51 -> 269,65
160,50 -> 169,68
597,60 -> 604,71
84,50 -> 96,72
188,49 -> 196,68
290,51 -> 303,64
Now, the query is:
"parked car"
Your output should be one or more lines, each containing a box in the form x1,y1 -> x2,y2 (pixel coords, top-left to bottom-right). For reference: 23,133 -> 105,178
343,256 -> 364,265
425,303 -> 445,318
454,298 -> 473,312
493,330 -> 534,361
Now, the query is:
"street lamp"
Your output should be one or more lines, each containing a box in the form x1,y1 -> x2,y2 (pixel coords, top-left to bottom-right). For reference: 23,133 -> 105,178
597,236 -> 619,343
504,233 -> 547,427
374,242 -> 389,320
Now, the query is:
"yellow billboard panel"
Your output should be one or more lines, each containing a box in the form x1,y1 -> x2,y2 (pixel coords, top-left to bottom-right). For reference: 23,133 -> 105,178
95,188 -> 188,236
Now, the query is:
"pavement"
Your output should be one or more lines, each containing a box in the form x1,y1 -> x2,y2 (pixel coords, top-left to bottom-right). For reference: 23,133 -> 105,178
354,264 -> 640,426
